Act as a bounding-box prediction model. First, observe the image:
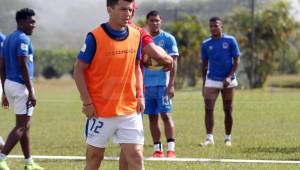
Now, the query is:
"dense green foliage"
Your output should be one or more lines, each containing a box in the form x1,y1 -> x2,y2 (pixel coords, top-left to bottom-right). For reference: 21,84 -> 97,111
226,1 -> 300,88
166,14 -> 208,88
34,49 -> 77,79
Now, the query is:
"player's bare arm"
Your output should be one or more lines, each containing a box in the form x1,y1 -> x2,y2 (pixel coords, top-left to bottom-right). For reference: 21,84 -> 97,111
135,60 -> 144,113
0,57 -> 8,108
223,57 -> 240,88
201,59 -> 208,85
144,43 -> 173,70
18,56 -> 36,107
73,59 -> 95,119
167,56 -> 177,98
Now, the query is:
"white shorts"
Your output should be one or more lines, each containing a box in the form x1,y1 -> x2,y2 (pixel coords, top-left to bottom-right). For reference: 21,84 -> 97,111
205,78 -> 238,89
0,84 -> 2,99
4,79 -> 35,116
84,113 -> 144,148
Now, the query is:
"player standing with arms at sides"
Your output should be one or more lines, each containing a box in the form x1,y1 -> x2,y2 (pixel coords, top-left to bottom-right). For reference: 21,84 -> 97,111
73,0 -> 144,169
200,17 -> 240,147
0,8 -> 44,170
0,31 -> 6,151
144,10 -> 179,158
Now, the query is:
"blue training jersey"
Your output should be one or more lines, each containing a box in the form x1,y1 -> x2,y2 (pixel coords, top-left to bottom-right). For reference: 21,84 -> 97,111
201,33 -> 240,81
0,32 -> 5,57
78,23 -> 142,64
3,30 -> 34,84
144,30 -> 179,87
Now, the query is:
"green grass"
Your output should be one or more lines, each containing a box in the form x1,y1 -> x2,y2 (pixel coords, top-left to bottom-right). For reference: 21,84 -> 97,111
0,78 -> 300,169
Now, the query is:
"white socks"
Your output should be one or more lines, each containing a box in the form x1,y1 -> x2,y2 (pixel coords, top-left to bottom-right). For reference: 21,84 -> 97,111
207,134 -> 214,141
0,153 -> 7,161
0,136 -> 4,146
225,135 -> 231,141
25,157 -> 34,164
167,141 -> 175,151
154,142 -> 176,151
154,143 -> 163,152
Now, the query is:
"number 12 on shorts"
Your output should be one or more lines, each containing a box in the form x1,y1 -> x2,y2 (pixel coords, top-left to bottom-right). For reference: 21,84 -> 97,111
86,118 -> 104,136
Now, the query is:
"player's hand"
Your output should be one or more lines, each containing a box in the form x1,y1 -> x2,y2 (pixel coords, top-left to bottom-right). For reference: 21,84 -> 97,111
1,95 -> 9,109
27,93 -> 36,109
137,97 -> 145,114
223,78 -> 231,88
162,62 -> 173,72
82,104 -> 96,119
167,85 -> 175,98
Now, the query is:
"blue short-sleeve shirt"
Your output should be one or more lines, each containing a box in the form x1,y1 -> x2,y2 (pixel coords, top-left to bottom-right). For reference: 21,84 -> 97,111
3,30 -> 34,84
144,30 -> 179,87
201,33 -> 240,81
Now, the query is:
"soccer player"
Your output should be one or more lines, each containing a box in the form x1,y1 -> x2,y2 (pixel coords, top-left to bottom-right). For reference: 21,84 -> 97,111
118,2 -> 174,169
73,0 -> 144,169
0,8 -> 44,170
144,10 -> 179,158
0,31 -> 6,151
200,17 -> 240,147
129,2 -> 173,70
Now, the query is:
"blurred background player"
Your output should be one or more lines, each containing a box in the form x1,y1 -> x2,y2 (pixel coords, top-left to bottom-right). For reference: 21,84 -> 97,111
73,0 -> 144,169
0,8 -> 43,170
0,31 -> 6,151
144,10 -> 179,158
200,16 -> 240,147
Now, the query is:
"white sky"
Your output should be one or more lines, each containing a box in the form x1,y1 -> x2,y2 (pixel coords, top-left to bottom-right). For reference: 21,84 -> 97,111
290,0 -> 300,21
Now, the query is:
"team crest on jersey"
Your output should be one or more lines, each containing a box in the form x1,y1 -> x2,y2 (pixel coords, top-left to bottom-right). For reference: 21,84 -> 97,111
209,45 -> 213,50
223,42 -> 229,49
159,40 -> 165,47
20,43 -> 28,51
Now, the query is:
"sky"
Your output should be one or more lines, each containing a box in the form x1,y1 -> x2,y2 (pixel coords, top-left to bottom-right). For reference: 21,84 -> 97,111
290,0 -> 300,21
7,0 -> 299,48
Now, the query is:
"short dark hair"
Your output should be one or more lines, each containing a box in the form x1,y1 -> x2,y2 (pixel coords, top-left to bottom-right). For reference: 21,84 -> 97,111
15,8 -> 35,23
209,16 -> 222,23
146,10 -> 160,20
107,0 -> 133,7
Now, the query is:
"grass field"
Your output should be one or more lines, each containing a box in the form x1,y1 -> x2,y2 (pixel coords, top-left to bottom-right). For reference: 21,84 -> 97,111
0,77 -> 300,169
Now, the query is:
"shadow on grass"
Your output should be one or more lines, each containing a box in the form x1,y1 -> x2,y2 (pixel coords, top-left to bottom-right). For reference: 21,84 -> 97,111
243,146 -> 300,154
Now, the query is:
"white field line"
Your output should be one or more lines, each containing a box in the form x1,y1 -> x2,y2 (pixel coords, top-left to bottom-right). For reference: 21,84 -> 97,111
38,99 -> 300,104
8,155 -> 300,164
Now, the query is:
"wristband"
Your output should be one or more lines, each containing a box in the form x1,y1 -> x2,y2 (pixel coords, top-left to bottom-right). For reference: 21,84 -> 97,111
83,103 -> 93,106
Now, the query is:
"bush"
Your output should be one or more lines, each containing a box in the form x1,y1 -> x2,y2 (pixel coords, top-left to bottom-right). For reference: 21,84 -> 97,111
35,49 -> 77,79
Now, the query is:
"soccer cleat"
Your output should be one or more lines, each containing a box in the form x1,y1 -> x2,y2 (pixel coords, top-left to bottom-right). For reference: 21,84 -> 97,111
0,160 -> 10,170
224,139 -> 232,147
167,150 -> 176,158
24,161 -> 44,170
152,151 -> 164,158
200,139 -> 214,147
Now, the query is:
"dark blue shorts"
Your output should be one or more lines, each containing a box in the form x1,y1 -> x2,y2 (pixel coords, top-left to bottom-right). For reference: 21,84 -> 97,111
144,86 -> 172,115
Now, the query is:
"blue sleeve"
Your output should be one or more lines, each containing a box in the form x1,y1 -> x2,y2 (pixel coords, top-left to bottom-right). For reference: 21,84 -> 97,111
77,33 -> 96,64
136,37 -> 142,60
17,35 -> 30,57
0,42 -> 3,57
201,43 -> 208,61
231,37 -> 240,58
0,36 -> 5,57
167,35 -> 179,57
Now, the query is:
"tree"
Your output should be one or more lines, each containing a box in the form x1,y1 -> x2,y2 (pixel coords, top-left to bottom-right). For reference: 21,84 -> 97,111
225,0 -> 300,88
165,14 -> 208,88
